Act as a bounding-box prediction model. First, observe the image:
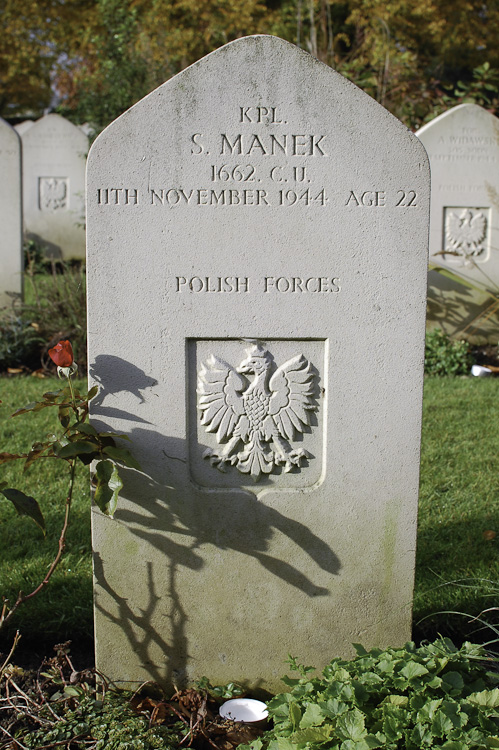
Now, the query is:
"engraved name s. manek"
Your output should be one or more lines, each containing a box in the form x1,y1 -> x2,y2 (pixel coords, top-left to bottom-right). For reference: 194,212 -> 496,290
197,344 -> 317,481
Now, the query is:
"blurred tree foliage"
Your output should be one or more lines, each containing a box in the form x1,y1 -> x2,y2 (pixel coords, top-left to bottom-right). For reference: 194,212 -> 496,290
2,0 -> 499,130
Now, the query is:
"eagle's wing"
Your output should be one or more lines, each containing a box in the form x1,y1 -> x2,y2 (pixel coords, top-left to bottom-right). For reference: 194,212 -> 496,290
197,355 -> 246,442
469,212 -> 487,243
445,212 -> 463,246
267,354 -> 315,441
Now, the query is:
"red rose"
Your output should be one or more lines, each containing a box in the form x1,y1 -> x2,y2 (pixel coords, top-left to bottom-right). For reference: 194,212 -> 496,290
48,340 -> 74,367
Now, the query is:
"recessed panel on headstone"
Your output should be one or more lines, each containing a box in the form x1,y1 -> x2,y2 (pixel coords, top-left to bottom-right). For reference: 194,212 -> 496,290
87,35 -> 430,690
21,114 -> 88,259
417,104 -> 499,295
0,118 -> 22,307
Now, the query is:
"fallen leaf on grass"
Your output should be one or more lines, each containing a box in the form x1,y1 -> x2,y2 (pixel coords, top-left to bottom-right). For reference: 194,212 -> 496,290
483,530 -> 496,540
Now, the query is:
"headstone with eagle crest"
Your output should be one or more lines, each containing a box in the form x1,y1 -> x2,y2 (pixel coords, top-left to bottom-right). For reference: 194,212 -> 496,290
417,104 -> 499,296
20,114 -> 88,259
87,35 -> 430,691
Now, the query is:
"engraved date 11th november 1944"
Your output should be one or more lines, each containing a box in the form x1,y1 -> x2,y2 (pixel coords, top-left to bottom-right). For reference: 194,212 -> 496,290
96,187 -> 419,208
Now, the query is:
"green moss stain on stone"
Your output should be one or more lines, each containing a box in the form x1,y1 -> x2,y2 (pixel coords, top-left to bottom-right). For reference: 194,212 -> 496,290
381,498 -> 403,603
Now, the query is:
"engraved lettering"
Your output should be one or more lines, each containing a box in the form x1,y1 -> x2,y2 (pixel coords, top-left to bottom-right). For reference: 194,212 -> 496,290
310,135 -> 327,155
175,276 -> 250,292
97,187 -> 138,205
270,166 -> 283,182
293,167 -> 309,182
191,133 -> 204,154
270,107 -> 283,124
305,277 -> 319,292
264,276 -> 340,292
270,134 -> 287,155
292,135 -> 308,155
346,190 -> 387,206
247,135 -> 267,155
219,134 -> 327,156
239,106 -> 284,124
395,190 -> 418,207
151,189 -> 164,205
125,188 -> 139,205
220,134 -> 242,155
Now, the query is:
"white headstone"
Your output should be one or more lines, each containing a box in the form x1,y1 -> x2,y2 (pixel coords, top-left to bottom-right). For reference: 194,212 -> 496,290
21,114 -> 88,259
79,123 -> 93,137
0,118 -> 22,308
14,120 -> 34,135
417,104 -> 499,295
87,35 -> 430,691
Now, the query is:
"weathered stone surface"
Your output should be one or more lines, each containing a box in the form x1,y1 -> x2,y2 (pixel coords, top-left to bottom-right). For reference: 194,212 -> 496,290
417,104 -> 499,295
0,118 -> 22,307
21,114 -> 88,259
87,35 -> 430,691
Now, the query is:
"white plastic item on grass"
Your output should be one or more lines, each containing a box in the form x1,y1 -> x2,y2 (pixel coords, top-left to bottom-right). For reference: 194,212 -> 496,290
471,365 -> 492,377
219,698 -> 268,723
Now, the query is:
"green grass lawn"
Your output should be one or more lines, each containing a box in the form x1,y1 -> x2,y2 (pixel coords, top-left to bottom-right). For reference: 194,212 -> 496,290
0,376 -> 92,646
0,375 -> 497,652
414,376 -> 499,644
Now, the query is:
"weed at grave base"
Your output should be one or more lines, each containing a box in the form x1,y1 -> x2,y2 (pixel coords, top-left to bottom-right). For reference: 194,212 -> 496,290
240,639 -> 499,750
0,641 -> 254,750
2,637 -> 498,749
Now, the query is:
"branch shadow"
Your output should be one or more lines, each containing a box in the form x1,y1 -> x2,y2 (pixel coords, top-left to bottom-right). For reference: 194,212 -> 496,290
90,356 -> 341,687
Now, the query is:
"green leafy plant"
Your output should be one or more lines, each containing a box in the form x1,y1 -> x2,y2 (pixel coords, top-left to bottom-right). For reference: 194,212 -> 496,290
425,63 -> 499,125
425,328 -> 472,376
0,314 -> 44,371
243,639 -> 499,750
0,340 -> 139,630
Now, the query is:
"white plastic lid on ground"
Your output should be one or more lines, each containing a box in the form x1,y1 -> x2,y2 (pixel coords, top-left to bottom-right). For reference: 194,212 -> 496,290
471,365 -> 492,377
219,698 -> 269,723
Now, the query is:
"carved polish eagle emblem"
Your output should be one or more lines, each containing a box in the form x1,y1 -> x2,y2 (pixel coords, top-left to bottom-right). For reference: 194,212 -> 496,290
40,177 -> 68,211
444,208 -> 487,258
197,344 -> 317,481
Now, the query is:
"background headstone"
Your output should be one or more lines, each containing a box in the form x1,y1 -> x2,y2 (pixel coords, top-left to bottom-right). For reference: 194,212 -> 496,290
417,105 -> 499,342
14,120 -> 34,135
88,35 -> 430,691
417,104 -> 499,296
0,118 -> 22,308
21,114 -> 88,259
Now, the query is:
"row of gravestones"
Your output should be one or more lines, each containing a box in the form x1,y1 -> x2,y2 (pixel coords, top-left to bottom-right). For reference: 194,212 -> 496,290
84,36 -> 495,691
1,40 -> 497,689
1,99 -> 499,345
0,114 -> 88,307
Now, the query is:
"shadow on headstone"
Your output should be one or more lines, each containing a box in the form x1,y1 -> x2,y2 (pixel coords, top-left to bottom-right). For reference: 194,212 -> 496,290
427,269 -> 499,342
25,232 -> 63,260
91,357 -> 340,686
